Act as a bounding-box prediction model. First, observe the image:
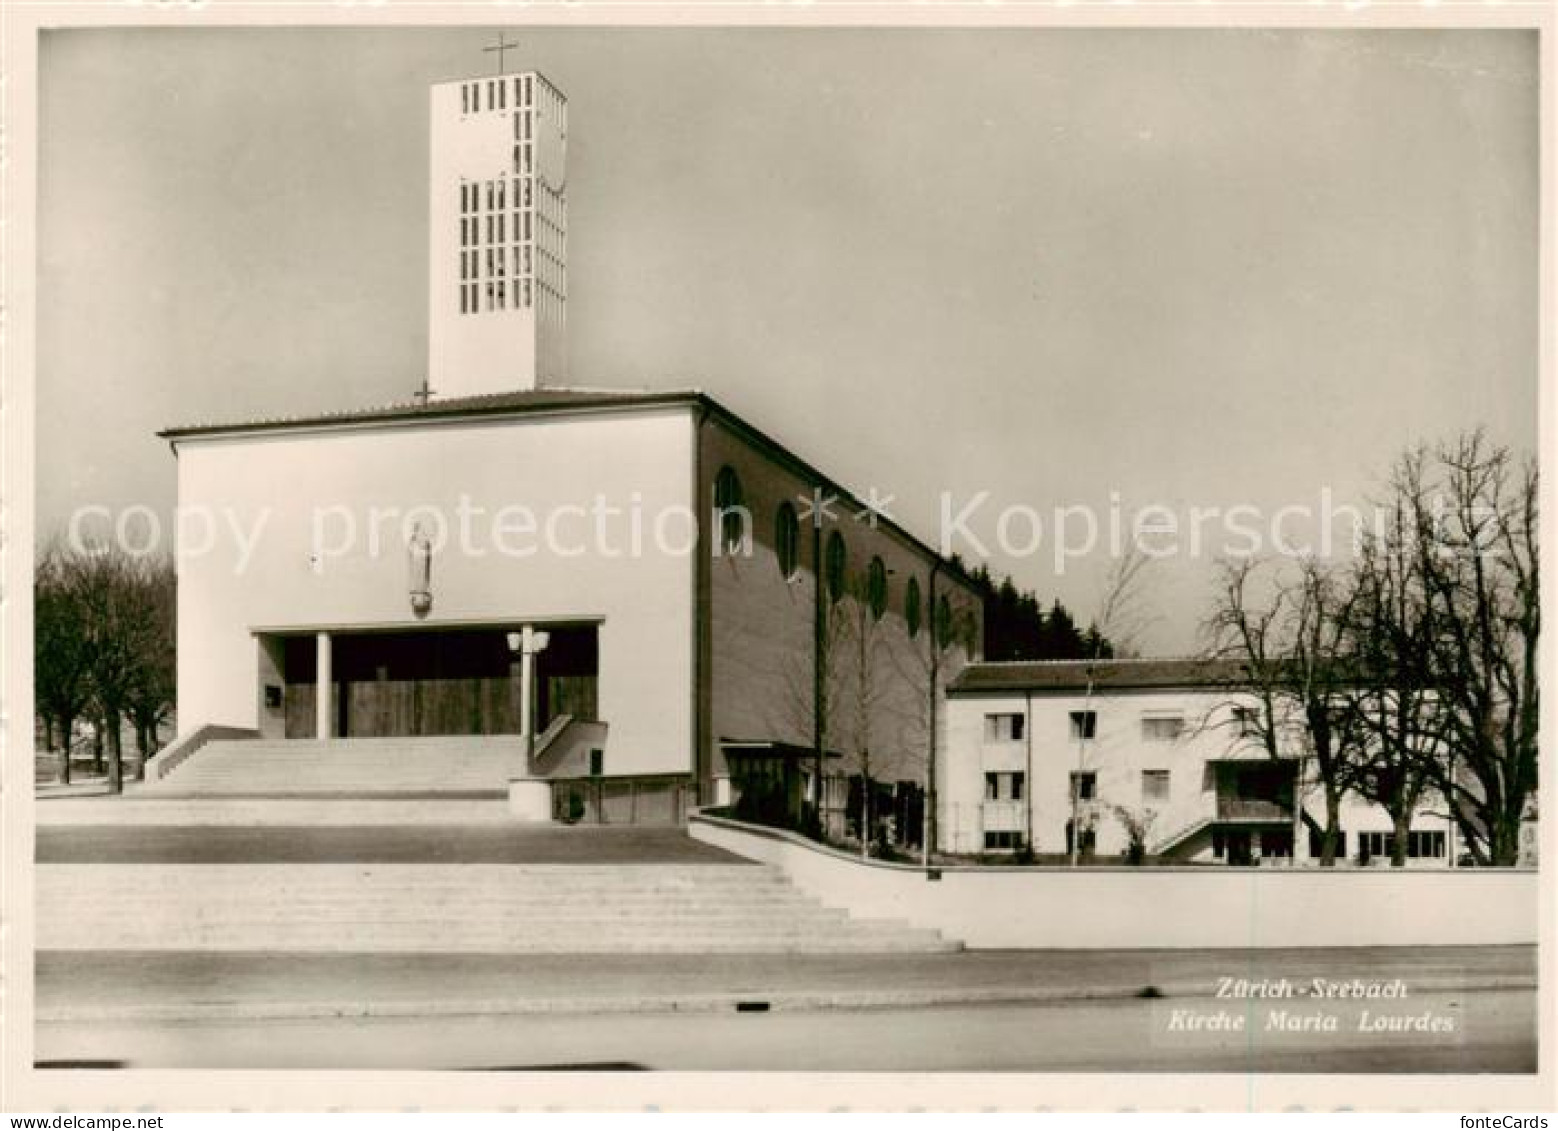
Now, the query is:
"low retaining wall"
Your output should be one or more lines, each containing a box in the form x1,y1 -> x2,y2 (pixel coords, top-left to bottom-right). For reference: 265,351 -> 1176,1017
550,775 -> 693,826
689,813 -> 1538,949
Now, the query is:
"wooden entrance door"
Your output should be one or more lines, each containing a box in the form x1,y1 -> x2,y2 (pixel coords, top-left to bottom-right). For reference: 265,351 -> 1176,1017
282,630 -> 522,738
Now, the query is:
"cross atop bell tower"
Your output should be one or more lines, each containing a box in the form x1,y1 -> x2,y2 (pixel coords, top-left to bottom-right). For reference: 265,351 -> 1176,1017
426,66 -> 569,398
483,34 -> 519,74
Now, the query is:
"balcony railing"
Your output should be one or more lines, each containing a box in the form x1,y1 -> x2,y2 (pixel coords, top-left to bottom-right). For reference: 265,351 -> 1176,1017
1216,795 -> 1292,823
981,800 -> 1026,834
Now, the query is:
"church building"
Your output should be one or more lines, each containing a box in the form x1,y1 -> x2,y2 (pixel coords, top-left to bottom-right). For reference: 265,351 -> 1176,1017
155,67 -> 982,825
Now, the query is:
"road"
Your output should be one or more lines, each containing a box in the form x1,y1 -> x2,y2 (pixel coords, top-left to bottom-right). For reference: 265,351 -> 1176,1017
36,986 -> 1534,1073
35,945 -> 1537,1016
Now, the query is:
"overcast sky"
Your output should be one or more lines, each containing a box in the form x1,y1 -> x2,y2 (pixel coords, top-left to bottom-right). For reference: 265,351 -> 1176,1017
36,27 -> 1538,653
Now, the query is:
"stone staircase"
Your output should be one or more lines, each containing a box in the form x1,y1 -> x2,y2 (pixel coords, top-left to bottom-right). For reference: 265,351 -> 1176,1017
62,734 -> 962,955
138,736 -> 516,796
37,862 -> 959,954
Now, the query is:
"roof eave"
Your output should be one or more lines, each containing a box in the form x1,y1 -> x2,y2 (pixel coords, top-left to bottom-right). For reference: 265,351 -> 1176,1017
158,390 -> 708,443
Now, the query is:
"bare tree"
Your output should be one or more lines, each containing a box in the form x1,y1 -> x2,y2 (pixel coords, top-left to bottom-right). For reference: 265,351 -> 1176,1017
1069,547 -> 1156,865
1204,431 -> 1538,868
1094,548 -> 1158,658
1109,803 -> 1157,866
837,571 -> 894,855
125,557 -> 177,777
1344,497 -> 1444,867
34,545 -> 95,784
40,544 -> 176,794
773,574 -> 850,835
888,576 -> 979,860
1204,556 -> 1366,866
1381,433 -> 1538,866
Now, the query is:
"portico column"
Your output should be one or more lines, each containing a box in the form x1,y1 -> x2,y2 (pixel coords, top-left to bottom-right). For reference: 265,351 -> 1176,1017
518,631 -> 535,760
316,631 -> 333,741
507,625 -> 551,821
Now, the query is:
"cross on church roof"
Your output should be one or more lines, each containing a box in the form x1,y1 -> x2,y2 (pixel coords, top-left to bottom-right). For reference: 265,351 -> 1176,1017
483,34 -> 520,75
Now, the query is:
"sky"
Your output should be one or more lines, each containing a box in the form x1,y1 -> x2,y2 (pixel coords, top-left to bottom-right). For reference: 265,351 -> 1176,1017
35,27 -> 1539,653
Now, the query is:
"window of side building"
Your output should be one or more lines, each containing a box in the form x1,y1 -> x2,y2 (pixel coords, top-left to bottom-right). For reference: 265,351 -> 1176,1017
1359,830 -> 1445,861
1069,710 -> 1097,740
984,772 -> 1025,801
1141,714 -> 1184,742
983,713 -> 1024,743
1142,769 -> 1170,803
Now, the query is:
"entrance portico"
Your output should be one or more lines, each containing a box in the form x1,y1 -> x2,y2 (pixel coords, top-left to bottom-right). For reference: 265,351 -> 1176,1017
256,620 -> 599,819
257,619 -> 598,760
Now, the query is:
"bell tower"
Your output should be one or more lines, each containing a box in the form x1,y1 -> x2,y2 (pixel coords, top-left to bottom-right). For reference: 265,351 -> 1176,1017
427,61 -> 568,398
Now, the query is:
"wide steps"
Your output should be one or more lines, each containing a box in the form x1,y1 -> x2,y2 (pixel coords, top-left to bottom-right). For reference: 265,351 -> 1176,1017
37,799 -> 519,827
36,864 -> 960,954
142,738 -> 516,797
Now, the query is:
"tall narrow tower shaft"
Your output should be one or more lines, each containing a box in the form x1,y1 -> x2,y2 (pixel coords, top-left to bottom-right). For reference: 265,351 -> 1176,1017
428,70 -> 568,397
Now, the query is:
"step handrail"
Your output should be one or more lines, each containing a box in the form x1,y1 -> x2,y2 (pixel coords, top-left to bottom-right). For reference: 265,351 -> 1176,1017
1150,815 -> 1213,855
531,714 -> 574,761
143,724 -> 261,783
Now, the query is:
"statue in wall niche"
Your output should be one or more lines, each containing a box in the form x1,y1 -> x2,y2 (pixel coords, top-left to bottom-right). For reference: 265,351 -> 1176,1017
408,522 -> 434,617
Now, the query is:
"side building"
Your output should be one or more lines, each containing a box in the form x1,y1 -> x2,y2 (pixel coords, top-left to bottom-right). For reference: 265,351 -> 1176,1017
943,658 -> 1457,866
